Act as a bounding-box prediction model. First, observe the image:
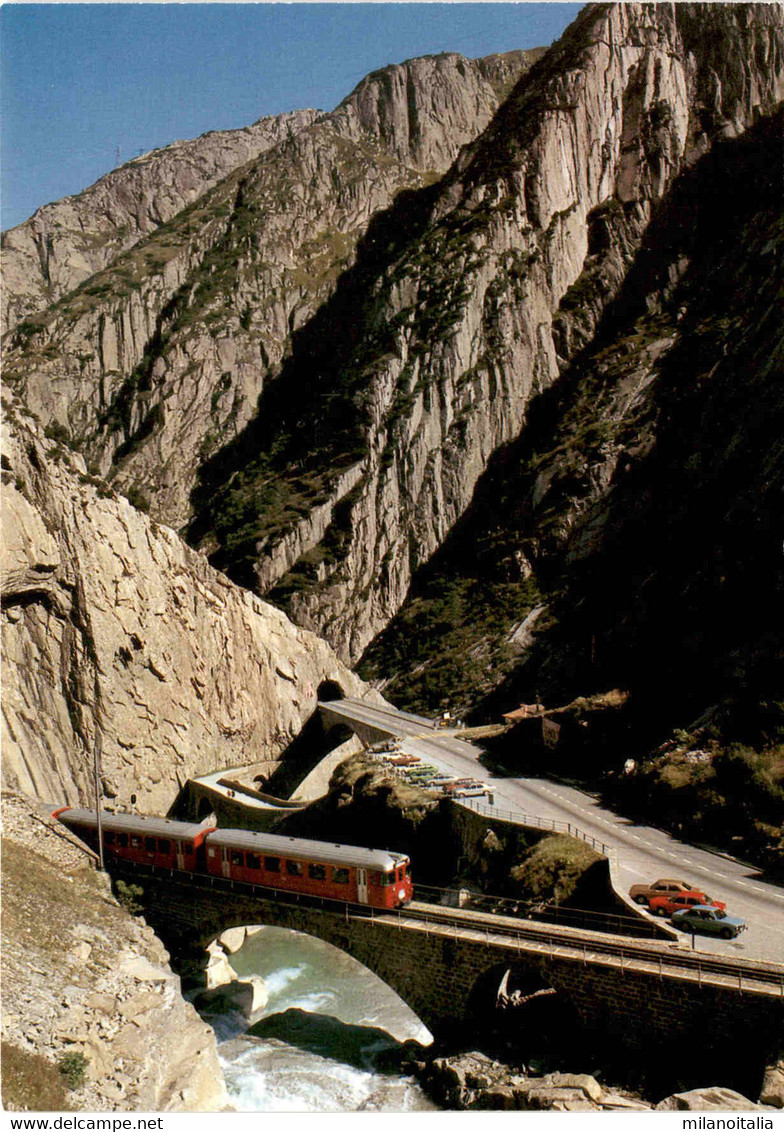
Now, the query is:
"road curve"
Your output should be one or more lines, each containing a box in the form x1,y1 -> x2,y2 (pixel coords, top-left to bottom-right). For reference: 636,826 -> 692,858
321,698 -> 784,965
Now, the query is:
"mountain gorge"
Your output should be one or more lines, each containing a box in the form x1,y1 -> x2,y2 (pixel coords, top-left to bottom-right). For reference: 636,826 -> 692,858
2,49 -> 535,529
189,0 -> 784,666
3,3 -> 784,1113
2,2 -> 783,848
1,398 -> 372,811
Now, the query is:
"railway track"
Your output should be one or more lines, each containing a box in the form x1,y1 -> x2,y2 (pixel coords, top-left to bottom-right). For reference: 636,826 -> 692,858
112,859 -> 783,994
369,900 -> 784,995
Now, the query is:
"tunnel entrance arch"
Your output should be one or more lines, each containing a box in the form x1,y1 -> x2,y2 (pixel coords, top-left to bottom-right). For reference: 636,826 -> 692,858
317,680 -> 345,703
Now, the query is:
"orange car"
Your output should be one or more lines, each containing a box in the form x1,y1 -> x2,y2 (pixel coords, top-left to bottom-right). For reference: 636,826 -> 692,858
629,878 -> 694,905
647,890 -> 726,918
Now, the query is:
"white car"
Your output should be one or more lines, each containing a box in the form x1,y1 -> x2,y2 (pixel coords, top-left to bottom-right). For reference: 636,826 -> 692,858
454,784 -> 492,798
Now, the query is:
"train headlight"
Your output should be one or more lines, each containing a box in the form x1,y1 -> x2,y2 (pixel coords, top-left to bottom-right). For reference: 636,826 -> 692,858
398,889 -> 406,901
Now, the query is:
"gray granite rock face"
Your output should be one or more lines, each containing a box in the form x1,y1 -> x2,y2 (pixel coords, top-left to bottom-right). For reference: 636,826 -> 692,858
0,405 -> 374,809
2,50 -> 534,530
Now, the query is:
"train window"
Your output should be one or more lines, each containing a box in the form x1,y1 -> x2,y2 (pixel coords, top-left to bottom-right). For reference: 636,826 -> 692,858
247,853 -> 261,870
145,837 -> 156,852
158,838 -> 171,854
308,863 -> 326,881
117,833 -> 128,848
332,867 -> 349,885
131,836 -> 142,849
264,856 -> 280,872
104,831 -> 115,845
231,850 -> 244,867
286,860 -> 303,877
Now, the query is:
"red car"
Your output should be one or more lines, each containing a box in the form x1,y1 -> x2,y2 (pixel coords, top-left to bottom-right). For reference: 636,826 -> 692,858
648,890 -> 726,918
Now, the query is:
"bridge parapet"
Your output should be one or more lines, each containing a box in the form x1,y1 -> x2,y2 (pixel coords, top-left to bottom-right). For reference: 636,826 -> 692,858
317,702 -> 392,747
122,865 -> 784,1069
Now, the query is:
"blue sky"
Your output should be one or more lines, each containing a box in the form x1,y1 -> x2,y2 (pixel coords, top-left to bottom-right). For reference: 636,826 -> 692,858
1,3 -> 582,231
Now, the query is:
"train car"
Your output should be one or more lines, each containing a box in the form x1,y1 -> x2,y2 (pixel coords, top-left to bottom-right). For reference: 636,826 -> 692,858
52,807 -> 214,871
204,828 -> 413,908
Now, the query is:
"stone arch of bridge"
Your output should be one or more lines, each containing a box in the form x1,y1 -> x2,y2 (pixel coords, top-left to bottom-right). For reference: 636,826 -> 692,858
118,863 -> 784,1067
197,796 -> 216,821
467,961 -> 553,1016
185,910 -> 435,1040
153,891 -> 548,1039
264,678 -> 351,799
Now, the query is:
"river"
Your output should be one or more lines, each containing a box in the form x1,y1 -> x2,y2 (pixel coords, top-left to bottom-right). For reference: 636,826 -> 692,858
198,926 -> 438,1112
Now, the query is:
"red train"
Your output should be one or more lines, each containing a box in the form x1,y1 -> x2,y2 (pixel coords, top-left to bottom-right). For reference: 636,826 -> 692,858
52,807 -> 414,909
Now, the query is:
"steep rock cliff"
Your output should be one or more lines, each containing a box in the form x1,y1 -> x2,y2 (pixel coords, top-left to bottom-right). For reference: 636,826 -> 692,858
190,2 -> 784,663
0,109 -> 321,335
3,50 -> 535,529
0,399 -> 373,811
359,105 -> 784,769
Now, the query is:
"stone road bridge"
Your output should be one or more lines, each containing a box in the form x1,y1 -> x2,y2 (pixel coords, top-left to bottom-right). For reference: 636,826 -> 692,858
121,864 -> 783,1072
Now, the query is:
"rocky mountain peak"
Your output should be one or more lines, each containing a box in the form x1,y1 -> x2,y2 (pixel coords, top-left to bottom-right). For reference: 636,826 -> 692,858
1,46 -> 536,531
0,109 -> 322,335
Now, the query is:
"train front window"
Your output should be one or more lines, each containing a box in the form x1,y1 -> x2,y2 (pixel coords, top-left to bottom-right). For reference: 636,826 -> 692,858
332,867 -> 349,885
286,860 -> 303,877
371,870 -> 394,886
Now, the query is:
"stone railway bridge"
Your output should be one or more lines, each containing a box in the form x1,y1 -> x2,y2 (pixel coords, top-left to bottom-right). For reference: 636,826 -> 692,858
121,865 -> 783,1077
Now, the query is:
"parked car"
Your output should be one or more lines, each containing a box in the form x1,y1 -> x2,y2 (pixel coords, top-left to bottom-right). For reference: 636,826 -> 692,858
453,783 -> 493,798
368,741 -> 400,755
628,878 -> 695,906
648,891 -> 726,918
671,905 -> 746,939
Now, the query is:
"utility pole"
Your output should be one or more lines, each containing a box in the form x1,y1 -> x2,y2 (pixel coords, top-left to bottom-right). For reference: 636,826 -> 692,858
93,726 -> 105,872
115,144 -> 121,168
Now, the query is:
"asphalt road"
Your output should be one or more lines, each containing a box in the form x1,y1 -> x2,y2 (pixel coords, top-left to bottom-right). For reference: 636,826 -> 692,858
323,699 -> 784,966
